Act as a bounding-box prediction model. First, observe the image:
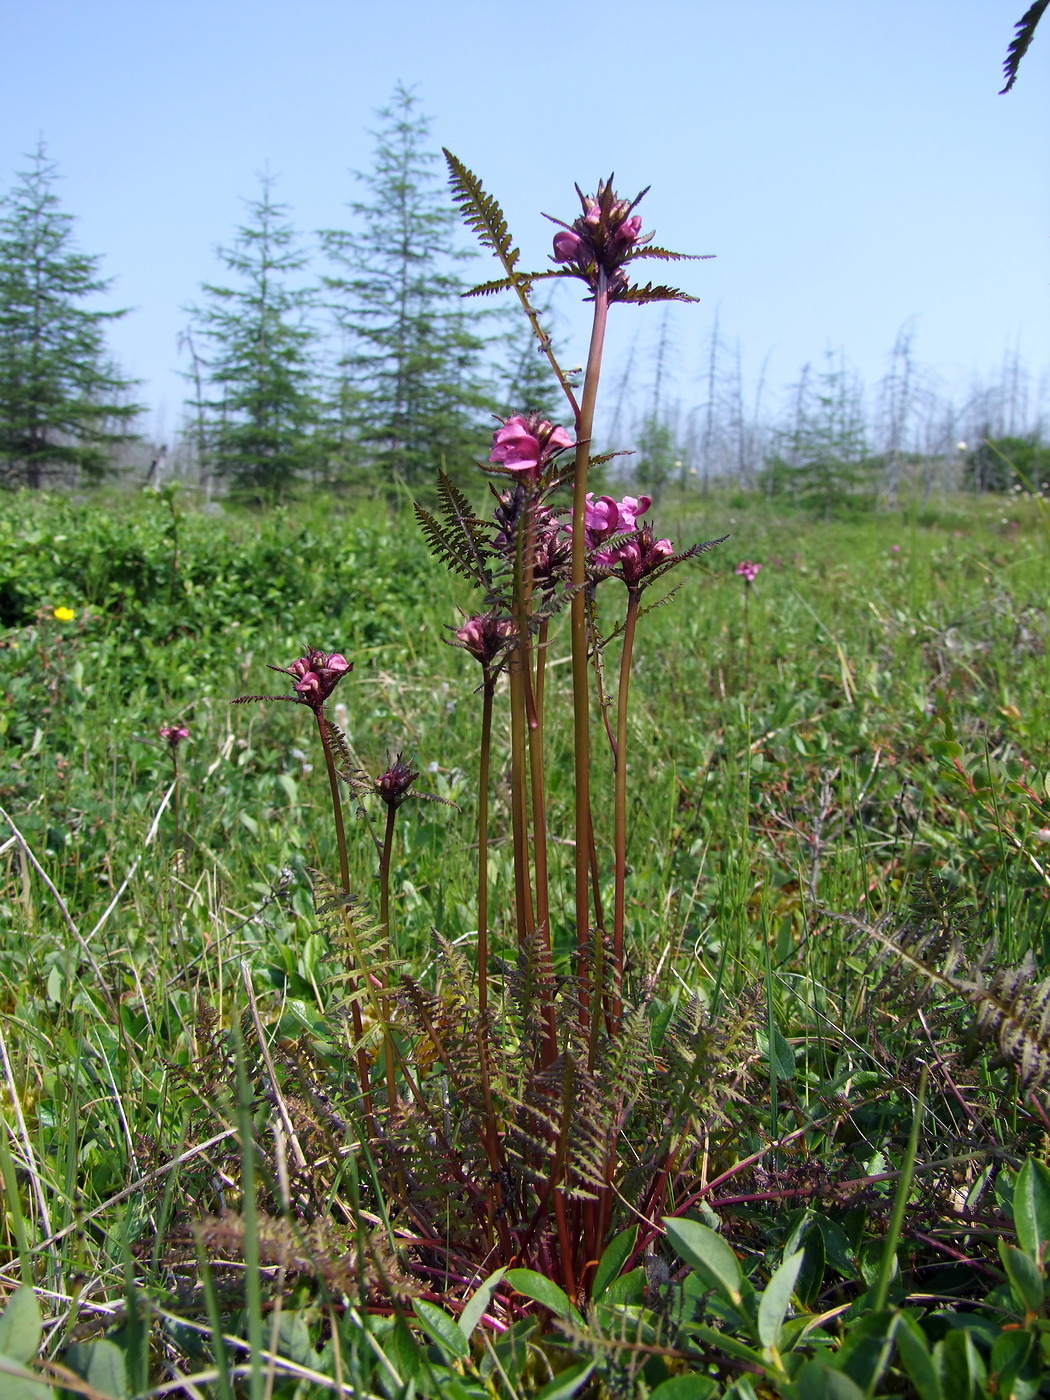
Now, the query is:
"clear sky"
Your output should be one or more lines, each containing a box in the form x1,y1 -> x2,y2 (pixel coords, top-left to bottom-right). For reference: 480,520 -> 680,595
1,0 -> 1047,442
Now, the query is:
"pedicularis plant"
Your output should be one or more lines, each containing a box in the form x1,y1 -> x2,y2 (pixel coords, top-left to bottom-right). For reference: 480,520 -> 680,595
236,164 -> 726,1308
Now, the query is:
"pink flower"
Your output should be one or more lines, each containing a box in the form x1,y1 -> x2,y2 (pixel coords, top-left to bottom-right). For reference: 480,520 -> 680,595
489,414 -> 574,481
545,180 -> 658,302
159,724 -> 190,748
607,525 -> 675,586
552,230 -> 584,263
273,649 -> 351,709
574,493 -> 652,553
454,613 -> 515,667
890,545 -> 901,554
735,560 -> 761,584
612,214 -> 643,251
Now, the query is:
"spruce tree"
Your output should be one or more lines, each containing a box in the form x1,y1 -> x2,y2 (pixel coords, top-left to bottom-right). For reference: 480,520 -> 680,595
186,175 -> 317,501
320,85 -> 489,490
765,351 -> 871,518
0,145 -> 140,488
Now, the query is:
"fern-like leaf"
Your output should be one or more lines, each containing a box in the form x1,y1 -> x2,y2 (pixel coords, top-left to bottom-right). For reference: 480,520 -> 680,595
443,150 -> 520,274
1001,0 -> 1048,93
618,282 -> 701,305
625,247 -> 715,264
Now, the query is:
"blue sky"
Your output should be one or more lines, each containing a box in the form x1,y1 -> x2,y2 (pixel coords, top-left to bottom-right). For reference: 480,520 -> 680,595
1,0 -> 1047,441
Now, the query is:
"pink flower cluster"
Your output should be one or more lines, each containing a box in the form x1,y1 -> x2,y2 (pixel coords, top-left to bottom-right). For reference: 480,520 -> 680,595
572,493 -> 674,585
548,181 -> 650,299
275,649 -> 352,709
455,612 -> 515,668
489,414 -> 573,482
579,492 -> 650,548
375,754 -> 418,809
735,560 -> 761,584
159,724 -> 190,748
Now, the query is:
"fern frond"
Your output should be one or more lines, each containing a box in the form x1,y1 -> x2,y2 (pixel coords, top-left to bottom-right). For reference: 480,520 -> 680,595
618,283 -> 700,305
437,469 -> 495,582
625,247 -> 715,264
966,954 -> 1050,1089
1001,0 -> 1048,92
462,275 -> 519,298
323,716 -> 356,775
443,150 -> 520,273
231,693 -> 299,705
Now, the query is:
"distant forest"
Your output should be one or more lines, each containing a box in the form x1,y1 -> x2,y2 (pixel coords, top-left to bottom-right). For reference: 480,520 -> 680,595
1,85 -> 1047,508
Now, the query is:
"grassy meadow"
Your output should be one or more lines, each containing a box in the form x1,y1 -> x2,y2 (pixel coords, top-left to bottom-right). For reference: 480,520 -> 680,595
2,483 -> 1050,1398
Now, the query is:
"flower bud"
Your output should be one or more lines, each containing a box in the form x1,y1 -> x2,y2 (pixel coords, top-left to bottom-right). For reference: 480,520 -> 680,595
455,613 -> 515,667
375,754 -> 418,809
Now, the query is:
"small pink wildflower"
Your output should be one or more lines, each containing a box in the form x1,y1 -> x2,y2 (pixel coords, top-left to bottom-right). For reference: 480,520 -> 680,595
453,612 -> 515,668
735,560 -> 761,584
489,414 -> 573,481
159,724 -> 190,748
574,493 -> 652,556
613,526 -> 675,586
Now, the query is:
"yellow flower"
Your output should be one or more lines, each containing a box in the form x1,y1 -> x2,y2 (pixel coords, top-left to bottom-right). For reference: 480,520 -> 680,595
53,606 -> 75,622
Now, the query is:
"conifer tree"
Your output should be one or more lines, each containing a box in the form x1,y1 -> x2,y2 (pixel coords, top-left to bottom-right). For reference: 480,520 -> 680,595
765,351 -> 870,518
0,145 -> 140,488
186,174 -> 317,501
320,85 -> 489,489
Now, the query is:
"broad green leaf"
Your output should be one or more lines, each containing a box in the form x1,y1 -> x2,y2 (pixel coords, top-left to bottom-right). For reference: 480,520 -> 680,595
990,1329 -> 1035,1400
894,1313 -> 940,1400
999,1241 -> 1045,1315
794,1359 -> 866,1400
0,1356 -> 55,1400
648,1374 -> 718,1400
411,1299 -> 469,1359
599,1268 -> 645,1307
934,1328 -> 986,1400
388,1317 -> 425,1384
63,1340 -> 129,1399
796,1226 -> 826,1309
488,1319 -> 536,1385
503,1269 -> 583,1326
1013,1158 -> 1050,1265
681,1322 -> 762,1368
593,1226 -> 637,1301
534,1360 -> 595,1400
0,1288 -> 42,1366
458,1266 -> 506,1340
758,1025 -> 796,1082
276,1310 -> 317,1367
757,1247 -> 804,1349
664,1218 -> 743,1307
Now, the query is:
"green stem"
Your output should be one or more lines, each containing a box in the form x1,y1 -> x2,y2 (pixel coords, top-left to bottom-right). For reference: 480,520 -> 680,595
315,708 -> 375,1130
509,520 -> 535,948
612,590 -> 641,1032
522,514 -> 556,1063
871,1064 -> 928,1312
379,803 -> 396,946
317,710 -> 351,895
477,676 -> 494,1018
378,801 -> 399,1116
572,279 -> 610,1015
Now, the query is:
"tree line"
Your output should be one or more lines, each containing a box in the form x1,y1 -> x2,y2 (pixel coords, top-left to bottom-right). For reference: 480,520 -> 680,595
1,82 -> 1046,505
0,86 -> 561,500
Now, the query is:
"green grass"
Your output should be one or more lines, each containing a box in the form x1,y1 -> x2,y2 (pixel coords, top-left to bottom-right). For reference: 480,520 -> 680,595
2,484 -> 1049,1397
